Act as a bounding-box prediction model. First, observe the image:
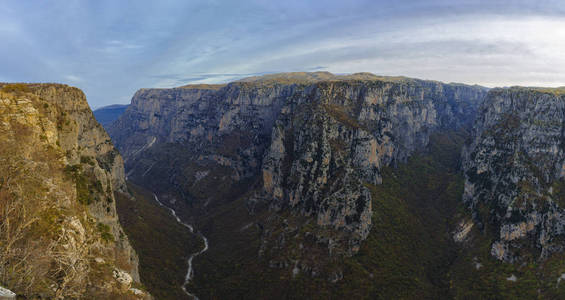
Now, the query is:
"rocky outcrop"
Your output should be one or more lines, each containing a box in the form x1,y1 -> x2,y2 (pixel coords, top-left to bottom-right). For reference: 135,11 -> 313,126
0,287 -> 15,299
463,87 -> 565,262
109,72 -> 487,256
260,80 -> 487,251
0,84 -> 148,298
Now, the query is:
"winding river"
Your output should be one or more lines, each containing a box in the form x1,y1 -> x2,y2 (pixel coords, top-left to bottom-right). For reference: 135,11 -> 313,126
153,193 -> 209,300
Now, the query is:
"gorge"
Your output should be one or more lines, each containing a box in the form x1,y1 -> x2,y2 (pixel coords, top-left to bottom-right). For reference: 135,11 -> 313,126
103,72 -> 565,298
3,72 -> 565,299
3,1 -> 565,299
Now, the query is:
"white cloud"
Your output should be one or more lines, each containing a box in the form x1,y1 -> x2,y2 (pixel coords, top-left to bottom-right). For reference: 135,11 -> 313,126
2,1 -> 565,107
99,40 -> 144,54
177,15 -> 565,88
64,75 -> 82,82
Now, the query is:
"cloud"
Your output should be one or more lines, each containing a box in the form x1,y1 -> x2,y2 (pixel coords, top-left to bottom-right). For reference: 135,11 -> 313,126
1,0 -> 565,107
191,14 -> 565,88
64,75 -> 83,83
149,72 -> 275,87
98,40 -> 144,54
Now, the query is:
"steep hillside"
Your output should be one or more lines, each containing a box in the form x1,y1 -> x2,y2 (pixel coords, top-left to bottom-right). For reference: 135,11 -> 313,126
108,73 -> 488,297
0,84 -> 149,299
186,131 -> 469,299
452,87 -> 565,298
463,87 -> 565,262
115,183 -> 202,300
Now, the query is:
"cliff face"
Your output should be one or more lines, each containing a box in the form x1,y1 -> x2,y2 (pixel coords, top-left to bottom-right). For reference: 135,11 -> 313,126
109,73 -> 487,259
463,87 -> 565,262
260,80 -> 487,252
0,84 -> 148,298
99,72 -> 565,297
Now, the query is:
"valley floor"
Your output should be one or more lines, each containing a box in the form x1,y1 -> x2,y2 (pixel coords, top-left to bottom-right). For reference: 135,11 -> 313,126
118,131 -> 565,299
116,183 -> 203,300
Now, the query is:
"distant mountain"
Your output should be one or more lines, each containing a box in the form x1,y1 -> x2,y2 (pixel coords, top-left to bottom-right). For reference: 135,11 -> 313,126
236,71 -> 408,84
94,104 -> 129,128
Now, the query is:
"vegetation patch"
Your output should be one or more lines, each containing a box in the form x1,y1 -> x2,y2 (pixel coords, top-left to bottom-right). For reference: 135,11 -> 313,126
323,104 -> 366,130
115,183 -> 202,300
65,164 -> 102,205
96,149 -> 118,172
185,131 -> 470,299
1,83 -> 30,94
97,222 -> 114,242
552,178 -> 565,208
80,155 -> 96,166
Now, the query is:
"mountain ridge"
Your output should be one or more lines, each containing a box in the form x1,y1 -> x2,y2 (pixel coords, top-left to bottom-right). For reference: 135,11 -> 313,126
107,73 -> 489,298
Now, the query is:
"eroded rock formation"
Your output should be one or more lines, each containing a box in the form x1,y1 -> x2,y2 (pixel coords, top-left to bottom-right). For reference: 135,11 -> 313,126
109,72 -> 487,256
463,87 -> 565,262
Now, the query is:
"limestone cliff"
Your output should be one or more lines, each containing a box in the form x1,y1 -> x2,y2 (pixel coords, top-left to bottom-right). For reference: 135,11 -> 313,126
259,79 -> 487,253
463,87 -> 565,262
0,84 -> 149,298
109,72 -> 487,259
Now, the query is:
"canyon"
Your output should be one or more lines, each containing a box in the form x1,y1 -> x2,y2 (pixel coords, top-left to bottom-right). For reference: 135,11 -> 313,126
3,73 -> 565,299
108,73 -> 565,298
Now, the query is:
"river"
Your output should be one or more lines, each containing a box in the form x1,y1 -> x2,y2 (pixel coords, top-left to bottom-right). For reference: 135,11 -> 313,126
152,193 -> 209,300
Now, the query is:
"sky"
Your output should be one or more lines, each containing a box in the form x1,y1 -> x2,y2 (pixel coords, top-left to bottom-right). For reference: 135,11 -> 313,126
1,0 -> 565,108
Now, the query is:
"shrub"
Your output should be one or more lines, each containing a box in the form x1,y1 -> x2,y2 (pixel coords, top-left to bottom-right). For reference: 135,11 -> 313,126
1,83 -> 30,94
80,155 -> 96,166
64,164 -> 82,178
97,223 -> 114,242
76,174 -> 92,205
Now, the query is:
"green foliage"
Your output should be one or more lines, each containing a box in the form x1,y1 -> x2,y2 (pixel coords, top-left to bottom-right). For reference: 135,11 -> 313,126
75,172 -> 92,205
323,104 -> 365,129
1,83 -> 30,94
94,179 -> 103,193
64,165 -> 92,204
64,164 -> 102,205
80,155 -> 96,166
492,86 -> 565,97
447,225 -> 565,299
327,131 -> 468,299
215,130 -> 251,158
532,87 -> 565,96
178,83 -> 226,90
530,118 -> 561,128
96,150 -> 117,172
123,129 -> 565,299
29,207 -> 64,240
64,164 -> 82,177
183,131 -> 470,299
235,71 -> 411,86
552,179 -> 565,208
96,223 -> 114,242
115,183 -> 203,300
